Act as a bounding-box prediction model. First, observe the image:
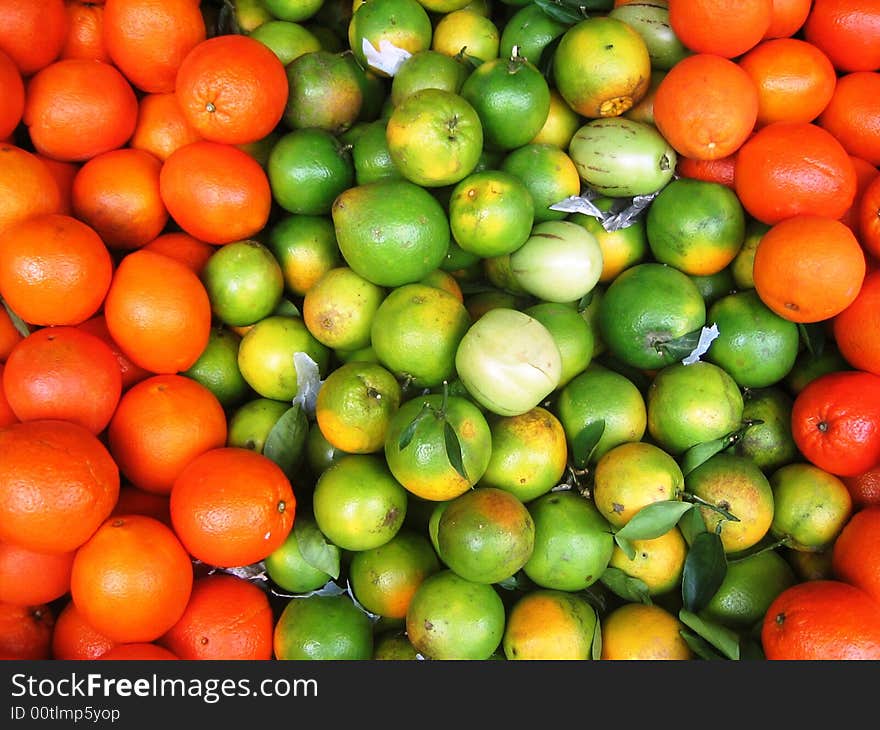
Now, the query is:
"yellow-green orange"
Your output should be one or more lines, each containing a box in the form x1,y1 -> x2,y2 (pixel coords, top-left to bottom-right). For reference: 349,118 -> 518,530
350,119 -> 403,185
274,593 -> 373,660
500,143 -> 582,223
312,454 -> 408,551
592,440 -> 684,530
314,361 -> 402,454
554,362 -> 647,464
302,266 -> 386,352
226,397 -> 291,453
769,462 -> 853,552
249,20 -> 323,66
728,386 -> 798,473
730,220 -> 769,290
498,3 -> 567,67
266,214 -> 341,298
405,569 -> 505,660
597,262 -> 706,371
531,88 -> 582,148
385,393 -> 492,501
478,406 -> 568,503
283,49 -> 363,134
570,197 -> 649,284
182,327 -> 251,410
370,282 -> 470,388
606,526 -> 687,596
685,452 -> 775,554
522,490 -> 615,592
349,529 -> 441,618
390,50 -> 470,106
265,515 -> 338,594
502,589 -> 597,660
646,361 -> 744,456
431,9 -> 500,64
524,302 -> 594,388
348,0 -> 433,77
600,602 -> 693,660
436,487 -> 535,584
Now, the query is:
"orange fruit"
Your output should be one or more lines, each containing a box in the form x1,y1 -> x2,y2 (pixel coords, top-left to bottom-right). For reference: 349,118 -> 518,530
675,153 -> 737,189
0,0 -> 67,76
76,313 -> 153,391
762,579 -> 880,659
841,466 -> 880,510
22,58 -> 139,162
111,485 -> 172,528
431,8 -> 500,64
51,600 -> 117,660
70,514 -> 193,644
652,53 -> 758,161
803,0 -> 880,73
0,419 -> 119,554
0,212 -> 113,327
839,154 -> 880,239
35,154 -> 79,216
60,0 -> 110,63
832,507 -> 880,603
71,147 -> 168,251
129,92 -> 204,163
752,215 -> 865,324
348,0 -> 433,78
858,172 -> 880,260
606,527 -> 688,597
790,370 -> 880,478
175,33 -> 288,146
668,0 -> 772,58
159,140 -> 272,245
600,602 -> 693,660
502,589 -> 598,660
141,231 -> 214,275
738,38 -> 837,127
0,602 -> 54,660
170,446 -> 296,568
98,643 -> 179,660
104,248 -> 212,375
734,121 -> 857,225
817,71 -> 880,168
0,365 -> 18,427
0,144 -> 63,238
158,573 -> 273,660
0,540 -> 74,607
834,269 -> 880,376
107,373 -> 227,495
103,0 -> 206,94
3,325 -> 121,435
764,0 -> 812,39
0,48 -> 23,140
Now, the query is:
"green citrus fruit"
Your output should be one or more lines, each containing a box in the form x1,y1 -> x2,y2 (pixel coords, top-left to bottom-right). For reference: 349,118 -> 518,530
502,588 -> 598,660
348,0 -> 433,77
283,49 -> 363,134
273,593 -> 373,660
263,0 -> 325,22
730,219 -> 770,290
500,143 -> 582,223
350,118 -> 403,185
266,214 -> 341,298
390,49 -> 470,106
182,327 -> 252,410
431,9 -> 500,64
728,386 -> 799,473
523,301 -> 595,388
248,19 -> 322,65
264,515 -> 339,594
226,396 -> 292,453
498,3 -> 567,66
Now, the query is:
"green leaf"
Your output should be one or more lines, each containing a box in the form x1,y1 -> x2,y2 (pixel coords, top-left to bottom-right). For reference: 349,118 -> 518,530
654,326 -> 705,362
613,533 -> 636,561
614,500 -> 694,542
1,297 -> 29,338
679,435 -> 732,476
296,519 -> 341,580
679,630 -> 726,661
679,610 -> 741,661
591,616 -> 602,661
263,404 -> 309,478
599,567 -> 652,605
577,290 -> 595,312
798,322 -> 826,359
571,419 -> 605,469
678,504 -> 708,547
398,402 -> 431,450
534,0 -> 588,26
496,571 -> 537,593
443,419 -> 468,482
681,531 -> 727,614
273,298 -> 301,317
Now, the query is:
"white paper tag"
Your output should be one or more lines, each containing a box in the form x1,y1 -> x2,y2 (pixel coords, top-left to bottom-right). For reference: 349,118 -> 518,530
362,38 -> 412,76
682,323 -> 720,366
548,195 -> 605,218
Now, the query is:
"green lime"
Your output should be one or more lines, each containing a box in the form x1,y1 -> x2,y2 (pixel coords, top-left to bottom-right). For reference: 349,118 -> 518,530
226,396 -> 292,453
498,3 -> 567,66
390,50 -> 470,107
273,593 -> 373,660
248,19 -> 322,65
350,119 -> 403,185
182,327 -> 252,410
266,214 -> 341,298
524,301 -> 595,388
728,386 -> 799,473
500,143 -> 582,223
284,49 -> 363,134
265,515 -> 339,594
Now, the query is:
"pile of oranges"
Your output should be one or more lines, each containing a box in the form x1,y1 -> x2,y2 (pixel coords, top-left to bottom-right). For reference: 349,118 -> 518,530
2,0 -> 880,662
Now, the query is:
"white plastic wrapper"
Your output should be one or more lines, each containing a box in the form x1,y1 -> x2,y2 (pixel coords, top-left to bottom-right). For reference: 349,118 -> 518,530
549,190 -> 661,231
291,351 -> 324,418
681,323 -> 720,366
362,38 -> 412,76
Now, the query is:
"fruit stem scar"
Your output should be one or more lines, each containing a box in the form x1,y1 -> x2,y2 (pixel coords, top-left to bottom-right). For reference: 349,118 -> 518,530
817,421 -> 828,432
775,612 -> 785,626
277,500 -> 286,513
206,102 -> 216,113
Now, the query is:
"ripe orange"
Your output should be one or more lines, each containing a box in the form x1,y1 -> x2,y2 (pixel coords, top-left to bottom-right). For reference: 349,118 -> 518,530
76,313 -> 153,391
840,154 -> 880,239
834,270 -> 880,376
71,147 -> 168,250
762,579 -> 880,659
159,140 -> 272,245
791,370 -> 880,478
738,38 -> 837,127
668,0 -> 772,58
600,602 -> 693,660
0,365 -> 17,427
0,48 -> 23,140
107,373 -> 227,496
803,0 -> 880,73
130,92 -> 203,163
112,485 -> 172,529
158,573 -> 273,660
60,0 -> 110,63
0,541 -> 74,607
99,643 -> 180,660
141,232 -> 214,276
70,514 -> 194,644
0,419 -> 119,554
170,446 -> 296,568
0,212 -> 113,327
653,53 -> 757,161
51,600 -> 117,660
752,214 -> 865,323
35,154 -> 79,216
734,121 -> 857,225
0,144 -> 63,238
764,0 -> 812,39
0,602 -> 54,660
104,248 -> 212,374
0,0 -> 67,76
103,0 -> 206,94
22,58 -> 139,162
2,325 -> 121,435
832,507 -> 880,604
175,34 -> 288,146
675,153 -> 737,189
817,71 -> 880,167
502,589 -> 598,660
